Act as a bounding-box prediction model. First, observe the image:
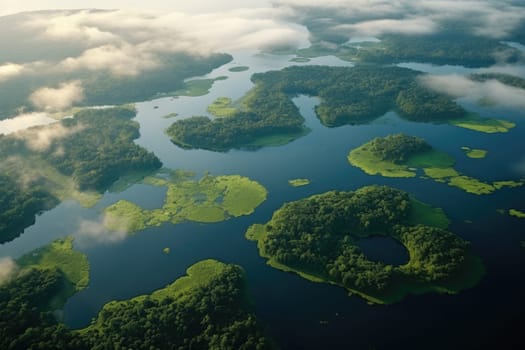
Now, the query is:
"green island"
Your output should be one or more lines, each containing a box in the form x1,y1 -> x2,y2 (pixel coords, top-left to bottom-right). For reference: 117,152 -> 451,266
207,97 -> 238,118
509,209 -> 525,219
172,76 -> 228,97
104,171 -> 268,233
0,106 -> 162,243
288,178 -> 311,187
167,65 -> 506,151
348,134 -> 523,195
290,57 -> 311,63
162,112 -> 179,119
0,258 -> 274,349
461,147 -> 488,159
449,115 -> 515,133
246,185 -> 483,304
228,66 -> 250,72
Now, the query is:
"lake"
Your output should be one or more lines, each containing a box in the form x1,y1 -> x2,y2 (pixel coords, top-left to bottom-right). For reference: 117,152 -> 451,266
1,52 -> 524,349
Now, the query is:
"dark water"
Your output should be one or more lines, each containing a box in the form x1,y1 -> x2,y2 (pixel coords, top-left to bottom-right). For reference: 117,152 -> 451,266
357,236 -> 409,266
1,53 -> 525,349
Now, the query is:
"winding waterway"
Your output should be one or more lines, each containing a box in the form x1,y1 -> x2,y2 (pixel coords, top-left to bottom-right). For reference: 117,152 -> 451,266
1,52 -> 524,349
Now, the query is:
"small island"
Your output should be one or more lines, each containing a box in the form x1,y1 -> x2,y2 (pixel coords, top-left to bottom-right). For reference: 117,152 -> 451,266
509,209 -> 525,219
172,76 -> 228,97
348,134 -> 523,195
461,147 -> 488,159
288,178 -> 311,187
207,97 -> 237,118
228,66 -> 249,72
104,171 -> 268,233
290,57 -> 311,63
449,115 -> 515,133
246,185 -> 484,304
0,258 -> 274,349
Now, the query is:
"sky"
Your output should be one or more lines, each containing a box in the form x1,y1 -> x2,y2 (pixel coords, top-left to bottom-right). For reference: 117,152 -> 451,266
0,0 -> 271,17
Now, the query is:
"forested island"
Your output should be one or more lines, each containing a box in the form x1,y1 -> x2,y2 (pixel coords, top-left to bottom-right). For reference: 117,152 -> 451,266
246,185 -> 484,304
348,134 -> 523,194
104,170 -> 267,233
166,65 -> 508,151
0,106 -> 162,243
1,256 -> 273,349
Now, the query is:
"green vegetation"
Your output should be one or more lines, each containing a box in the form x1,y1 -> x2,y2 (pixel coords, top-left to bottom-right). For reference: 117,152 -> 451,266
172,76 -> 228,97
471,73 -> 525,89
162,247 -> 171,254
278,32 -> 522,67
509,209 -> 525,219
207,97 -> 238,118
290,57 -> 311,63
288,178 -> 311,187
348,134 -> 453,178
0,53 -> 232,120
17,237 -> 89,292
246,186 -> 483,304
16,236 -> 90,310
0,259 -> 273,349
449,115 -> 516,133
162,112 -> 179,119
461,147 -> 487,159
228,66 -> 249,72
349,134 -> 523,195
0,106 -> 162,243
167,65 -> 478,151
104,171 -> 268,233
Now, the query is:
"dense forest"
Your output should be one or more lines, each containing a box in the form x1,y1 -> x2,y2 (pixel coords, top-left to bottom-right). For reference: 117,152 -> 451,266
0,106 -> 162,243
0,260 -> 273,350
470,73 -> 525,89
349,34 -> 522,67
364,134 -> 432,164
248,186 -> 479,303
167,65 -> 467,151
0,53 -> 231,120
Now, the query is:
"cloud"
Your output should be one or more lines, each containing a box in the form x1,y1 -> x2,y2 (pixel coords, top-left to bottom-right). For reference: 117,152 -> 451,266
61,44 -> 160,76
274,0 -> 525,39
0,257 -> 18,285
336,17 -> 437,37
0,63 -> 25,82
75,218 -> 128,248
0,112 -> 55,135
16,8 -> 309,77
14,122 -> 85,151
29,81 -> 84,112
420,74 -> 525,110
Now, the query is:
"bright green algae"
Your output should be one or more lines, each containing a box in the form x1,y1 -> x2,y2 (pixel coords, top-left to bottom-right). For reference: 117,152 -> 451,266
104,171 -> 268,233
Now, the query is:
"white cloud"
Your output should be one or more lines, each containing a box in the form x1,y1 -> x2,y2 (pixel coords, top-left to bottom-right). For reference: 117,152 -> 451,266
0,112 -> 55,135
14,122 -> 85,151
29,81 -> 84,112
61,44 -> 160,76
18,8 -> 309,77
337,17 -> 437,37
75,218 -> 128,248
0,257 -> 18,285
274,0 -> 525,39
0,63 -> 25,82
420,74 -> 525,110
